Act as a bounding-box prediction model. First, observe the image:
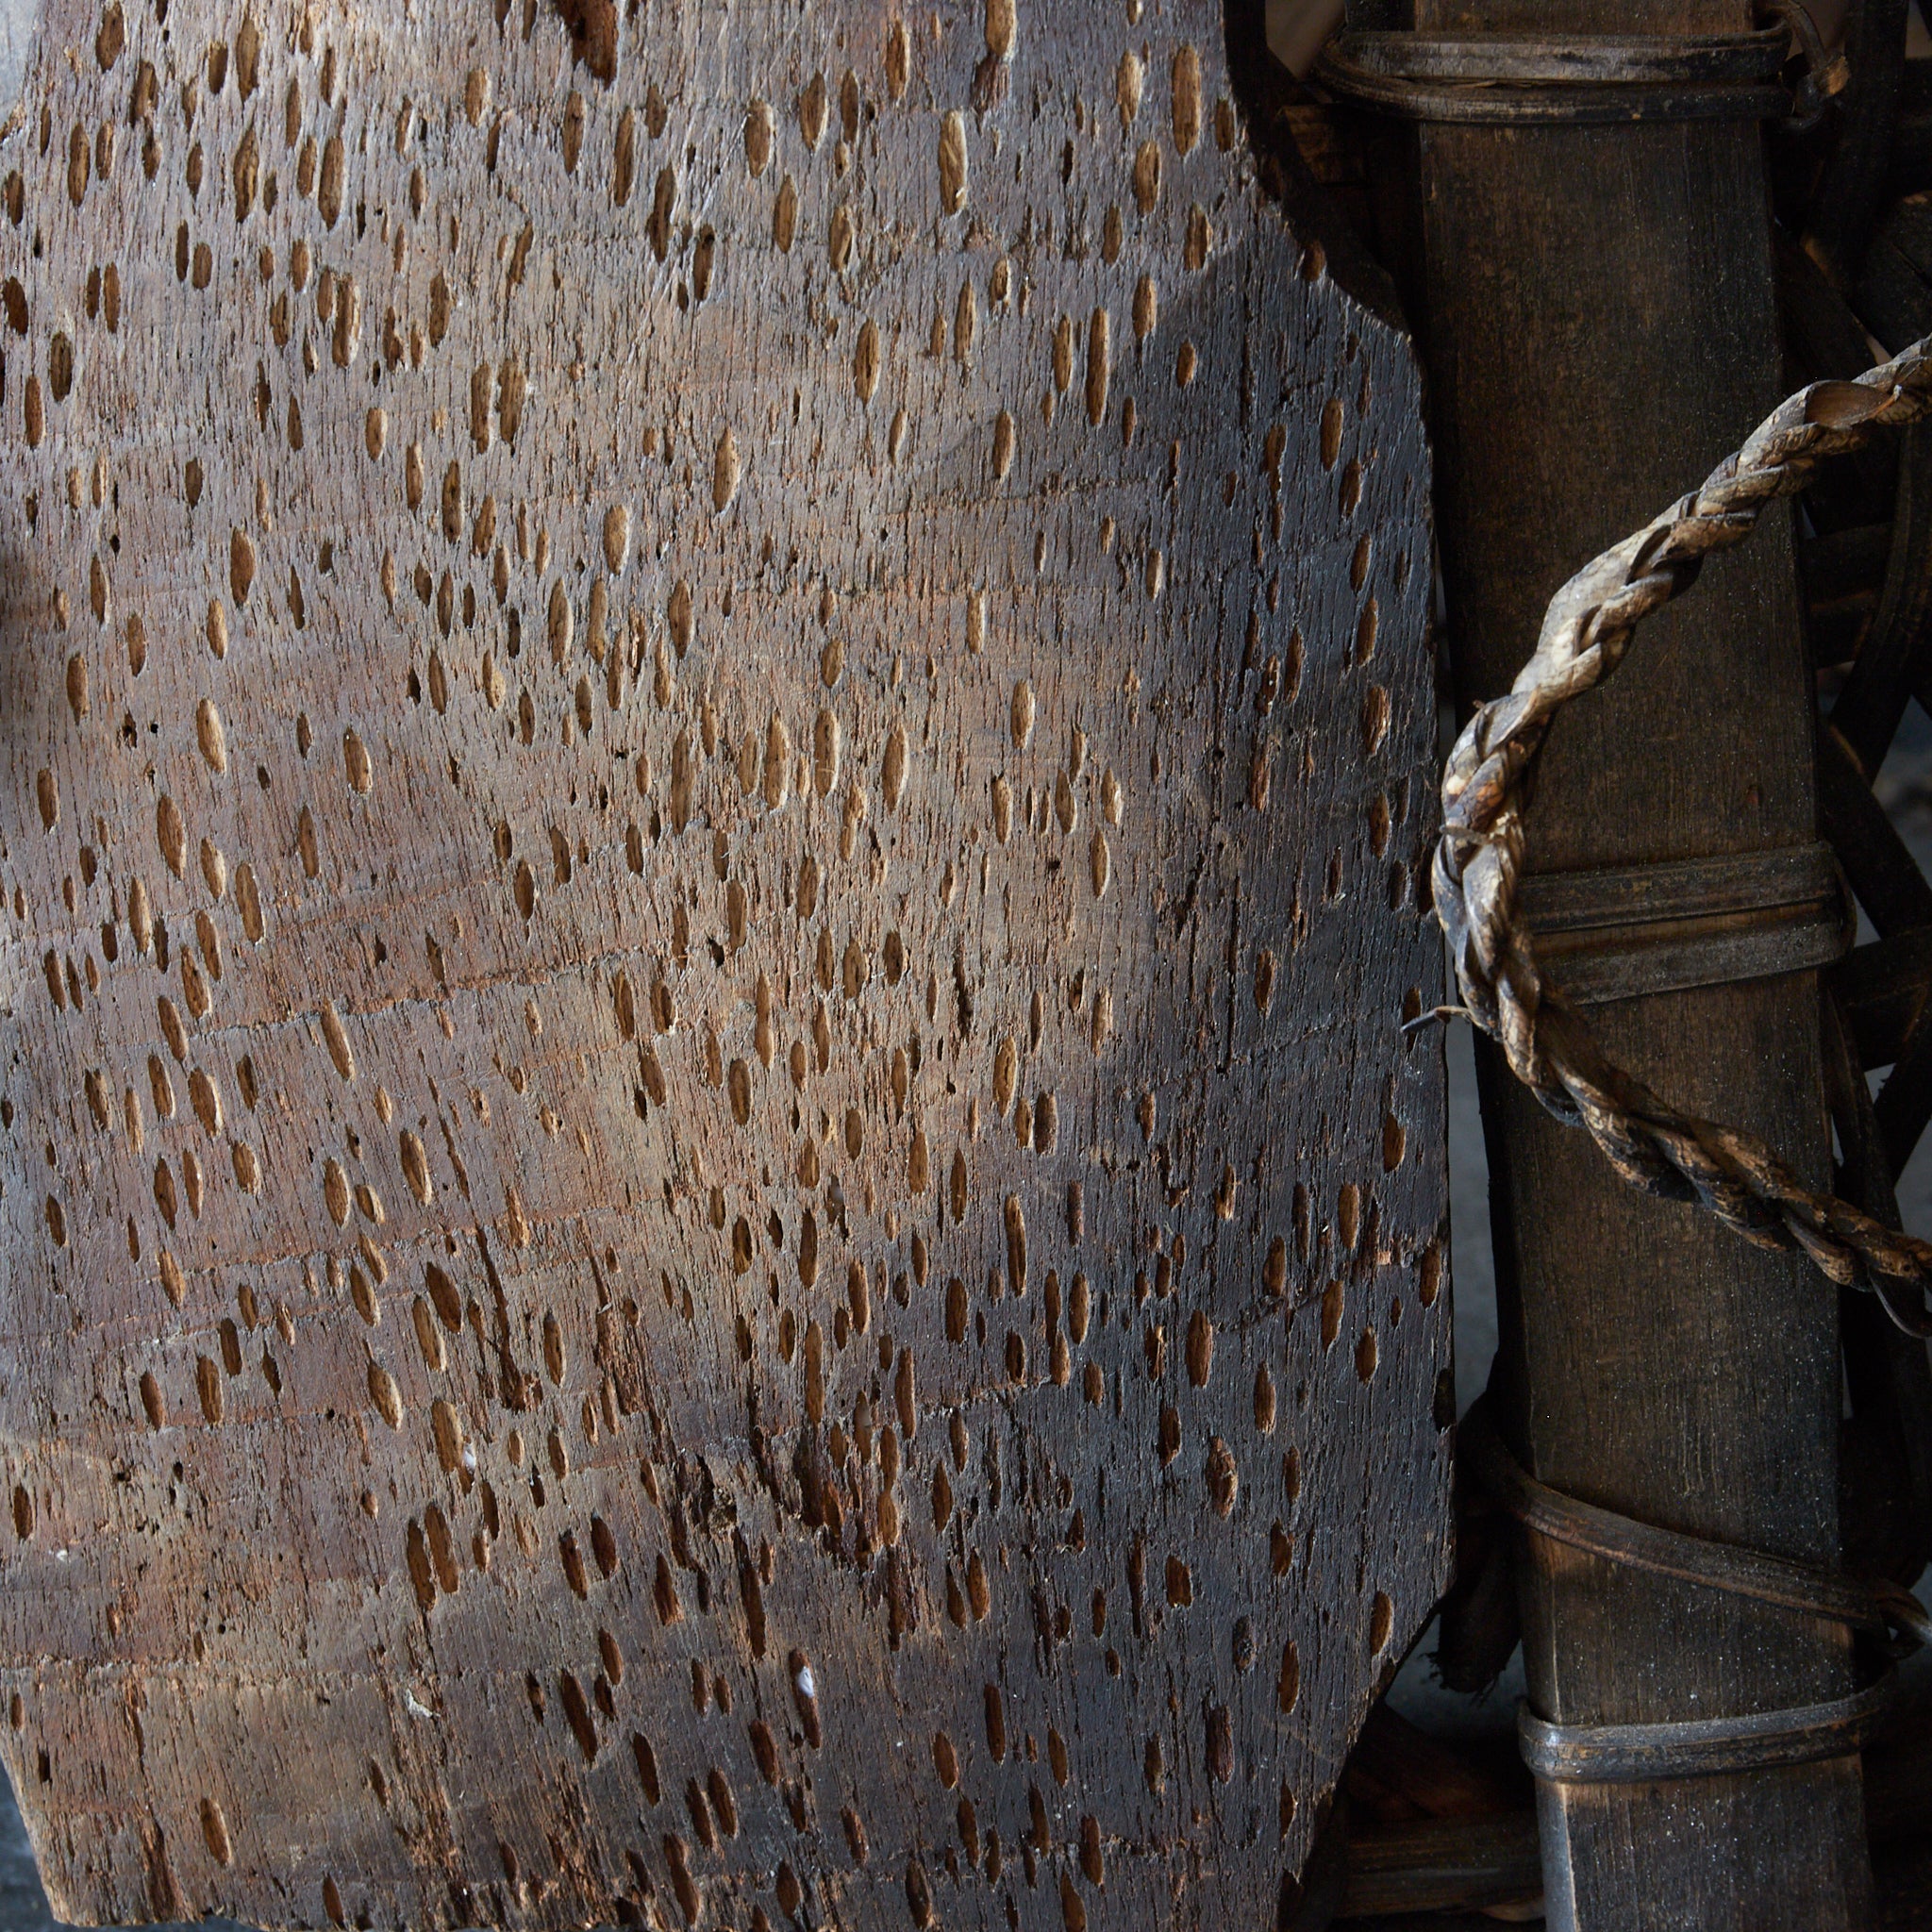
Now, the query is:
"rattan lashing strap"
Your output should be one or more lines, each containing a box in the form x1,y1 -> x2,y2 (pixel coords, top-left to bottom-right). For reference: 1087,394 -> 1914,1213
1517,841 -> 1854,1008
1519,1683 -> 1895,1784
1461,1400 -> 1927,1781
1316,24 -> 1800,125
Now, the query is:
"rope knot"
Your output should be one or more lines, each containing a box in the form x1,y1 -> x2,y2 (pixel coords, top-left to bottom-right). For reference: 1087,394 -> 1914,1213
1433,330 -> 1932,1334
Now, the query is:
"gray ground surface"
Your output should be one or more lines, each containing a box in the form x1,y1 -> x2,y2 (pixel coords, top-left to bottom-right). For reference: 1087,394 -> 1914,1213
1382,1018 -> 1521,1746
0,0 -> 32,135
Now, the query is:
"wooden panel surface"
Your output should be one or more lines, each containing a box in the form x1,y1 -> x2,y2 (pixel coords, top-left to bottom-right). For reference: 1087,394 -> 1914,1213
0,2 -> 1445,1925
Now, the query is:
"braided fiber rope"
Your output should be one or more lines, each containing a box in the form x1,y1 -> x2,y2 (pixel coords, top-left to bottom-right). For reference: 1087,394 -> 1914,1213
1434,337 -> 1932,1333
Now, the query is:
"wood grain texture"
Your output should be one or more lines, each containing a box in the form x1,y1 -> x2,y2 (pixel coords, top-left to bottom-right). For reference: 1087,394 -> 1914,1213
0,3 -> 1446,1926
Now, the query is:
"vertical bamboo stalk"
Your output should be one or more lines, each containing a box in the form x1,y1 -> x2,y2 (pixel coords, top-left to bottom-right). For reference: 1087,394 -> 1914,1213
1355,1 -> 1877,1923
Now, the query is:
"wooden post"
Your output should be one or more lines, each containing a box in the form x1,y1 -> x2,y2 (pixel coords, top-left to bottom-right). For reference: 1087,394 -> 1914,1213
1349,1 -> 1878,1924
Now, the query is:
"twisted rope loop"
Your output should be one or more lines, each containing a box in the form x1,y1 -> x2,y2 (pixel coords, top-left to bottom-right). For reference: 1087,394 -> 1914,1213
1435,340 -> 1932,1329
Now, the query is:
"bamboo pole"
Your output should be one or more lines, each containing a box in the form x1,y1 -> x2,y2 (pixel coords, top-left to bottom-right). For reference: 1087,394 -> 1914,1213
1348,0 -> 1878,1922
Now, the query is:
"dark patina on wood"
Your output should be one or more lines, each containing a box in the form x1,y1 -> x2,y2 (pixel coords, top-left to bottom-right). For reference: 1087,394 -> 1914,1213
1343,0 -> 1875,1924
0,2 -> 1446,1926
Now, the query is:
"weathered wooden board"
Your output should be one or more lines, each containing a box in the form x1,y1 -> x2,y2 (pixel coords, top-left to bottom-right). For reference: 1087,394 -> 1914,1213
0,1 -> 1446,1925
